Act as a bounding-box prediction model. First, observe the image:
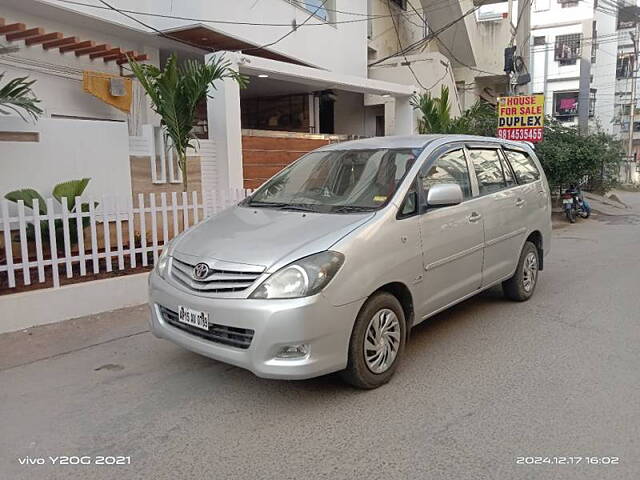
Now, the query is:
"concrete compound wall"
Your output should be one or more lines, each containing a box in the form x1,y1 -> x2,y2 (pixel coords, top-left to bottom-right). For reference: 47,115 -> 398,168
0,273 -> 149,334
0,117 -> 132,206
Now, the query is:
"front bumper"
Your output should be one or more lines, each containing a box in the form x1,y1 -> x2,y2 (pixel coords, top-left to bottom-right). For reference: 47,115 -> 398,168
148,271 -> 363,379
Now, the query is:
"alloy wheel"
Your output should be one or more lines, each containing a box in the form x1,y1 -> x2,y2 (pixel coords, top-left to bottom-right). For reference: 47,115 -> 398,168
364,308 -> 401,374
522,251 -> 538,293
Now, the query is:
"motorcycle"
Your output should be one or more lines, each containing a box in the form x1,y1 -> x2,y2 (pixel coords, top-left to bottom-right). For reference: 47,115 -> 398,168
562,185 -> 591,223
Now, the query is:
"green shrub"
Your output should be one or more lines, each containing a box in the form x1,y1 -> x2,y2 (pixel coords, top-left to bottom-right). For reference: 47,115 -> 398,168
4,178 -> 96,246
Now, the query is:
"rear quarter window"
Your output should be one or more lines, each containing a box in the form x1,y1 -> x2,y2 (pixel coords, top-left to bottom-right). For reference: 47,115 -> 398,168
504,150 -> 540,184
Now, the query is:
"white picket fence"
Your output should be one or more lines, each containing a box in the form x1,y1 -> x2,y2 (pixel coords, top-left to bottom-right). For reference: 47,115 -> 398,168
0,188 -> 252,292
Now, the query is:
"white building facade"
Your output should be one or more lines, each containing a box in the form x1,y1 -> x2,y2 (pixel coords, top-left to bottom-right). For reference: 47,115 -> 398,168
0,0 -> 511,195
530,0 -> 612,130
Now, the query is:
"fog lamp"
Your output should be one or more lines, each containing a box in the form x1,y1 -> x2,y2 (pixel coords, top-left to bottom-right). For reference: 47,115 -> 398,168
275,344 -> 310,359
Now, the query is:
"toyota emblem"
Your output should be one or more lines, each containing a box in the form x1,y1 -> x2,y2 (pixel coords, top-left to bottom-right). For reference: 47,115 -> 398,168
193,263 -> 210,280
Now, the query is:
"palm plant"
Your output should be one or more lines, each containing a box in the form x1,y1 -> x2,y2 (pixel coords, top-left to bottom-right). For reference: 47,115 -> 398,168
411,86 -> 499,137
410,85 -> 453,134
0,72 -> 42,121
448,100 -> 498,137
129,54 -> 247,191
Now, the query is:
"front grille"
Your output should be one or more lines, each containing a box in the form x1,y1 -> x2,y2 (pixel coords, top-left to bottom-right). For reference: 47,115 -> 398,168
159,306 -> 254,349
170,257 -> 264,293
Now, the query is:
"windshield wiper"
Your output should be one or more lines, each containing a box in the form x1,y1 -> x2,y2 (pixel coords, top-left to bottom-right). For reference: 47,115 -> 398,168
246,201 -> 320,212
279,203 -> 322,212
246,201 -> 288,208
331,205 -> 378,213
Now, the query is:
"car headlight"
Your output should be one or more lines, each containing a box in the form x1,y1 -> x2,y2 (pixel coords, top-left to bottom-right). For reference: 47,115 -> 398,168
250,251 -> 345,299
156,245 -> 171,279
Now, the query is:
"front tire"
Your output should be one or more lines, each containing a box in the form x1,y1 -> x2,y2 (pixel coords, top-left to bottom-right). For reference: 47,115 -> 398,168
502,241 -> 540,302
340,292 -> 406,389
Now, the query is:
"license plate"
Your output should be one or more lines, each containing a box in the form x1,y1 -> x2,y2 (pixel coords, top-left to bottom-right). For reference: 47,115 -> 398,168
563,199 -> 573,204
178,306 -> 209,331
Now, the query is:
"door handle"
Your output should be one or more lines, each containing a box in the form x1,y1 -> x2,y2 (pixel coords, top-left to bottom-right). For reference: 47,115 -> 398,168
468,212 -> 482,223
515,198 -> 526,207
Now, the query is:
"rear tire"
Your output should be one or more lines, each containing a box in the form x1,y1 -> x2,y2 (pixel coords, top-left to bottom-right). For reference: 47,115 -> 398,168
340,292 -> 406,389
502,241 -> 540,302
566,208 -> 576,223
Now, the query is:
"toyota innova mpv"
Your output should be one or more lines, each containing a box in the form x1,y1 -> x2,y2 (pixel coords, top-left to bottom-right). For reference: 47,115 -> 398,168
149,135 -> 551,388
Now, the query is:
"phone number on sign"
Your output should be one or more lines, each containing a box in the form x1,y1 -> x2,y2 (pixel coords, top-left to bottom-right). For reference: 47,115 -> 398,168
497,128 -> 543,141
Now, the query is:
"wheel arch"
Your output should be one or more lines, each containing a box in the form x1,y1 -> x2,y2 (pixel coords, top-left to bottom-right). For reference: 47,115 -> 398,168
525,230 -> 544,270
375,282 -> 415,334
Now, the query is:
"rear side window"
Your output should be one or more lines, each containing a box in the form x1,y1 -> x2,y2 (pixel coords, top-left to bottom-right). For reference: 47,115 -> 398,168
467,149 -> 506,195
504,150 -> 541,184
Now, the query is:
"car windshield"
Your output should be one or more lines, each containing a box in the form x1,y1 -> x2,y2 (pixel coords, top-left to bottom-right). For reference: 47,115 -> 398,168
245,148 -> 421,213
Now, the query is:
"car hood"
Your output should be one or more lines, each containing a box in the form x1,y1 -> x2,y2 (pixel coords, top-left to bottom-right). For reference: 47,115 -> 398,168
173,205 -> 375,271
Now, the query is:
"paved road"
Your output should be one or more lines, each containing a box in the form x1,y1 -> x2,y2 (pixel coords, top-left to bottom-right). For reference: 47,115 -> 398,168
1,193 -> 640,480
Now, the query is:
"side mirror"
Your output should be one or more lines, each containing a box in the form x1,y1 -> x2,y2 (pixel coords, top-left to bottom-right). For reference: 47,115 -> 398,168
426,183 -> 463,207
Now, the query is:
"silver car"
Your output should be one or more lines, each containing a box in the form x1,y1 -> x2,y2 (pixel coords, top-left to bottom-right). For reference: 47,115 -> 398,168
149,135 -> 551,388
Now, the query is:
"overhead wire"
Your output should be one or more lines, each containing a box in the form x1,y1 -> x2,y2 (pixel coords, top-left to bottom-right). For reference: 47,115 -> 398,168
97,0 -> 214,52
407,0 -> 504,77
405,0 -> 450,90
244,0 -> 329,52
49,0 -> 466,28
368,3 -> 482,67
385,0 -> 427,90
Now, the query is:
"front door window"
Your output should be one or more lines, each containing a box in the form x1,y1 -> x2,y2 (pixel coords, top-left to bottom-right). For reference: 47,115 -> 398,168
420,149 -> 472,200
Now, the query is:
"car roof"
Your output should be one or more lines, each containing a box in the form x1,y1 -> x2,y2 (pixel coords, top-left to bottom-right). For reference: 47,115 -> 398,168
317,134 -> 532,152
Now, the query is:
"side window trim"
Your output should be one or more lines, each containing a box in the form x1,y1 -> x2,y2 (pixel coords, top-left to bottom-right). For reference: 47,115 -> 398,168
462,146 -> 480,197
396,175 -> 419,219
497,148 -> 518,188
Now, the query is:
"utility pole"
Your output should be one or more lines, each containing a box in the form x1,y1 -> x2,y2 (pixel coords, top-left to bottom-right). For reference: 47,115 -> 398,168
627,24 -> 639,164
514,0 -> 531,95
578,20 -> 592,135
506,0 -> 514,95
504,0 -> 531,95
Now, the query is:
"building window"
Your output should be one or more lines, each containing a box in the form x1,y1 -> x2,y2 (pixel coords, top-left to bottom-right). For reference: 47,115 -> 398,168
241,93 -> 310,132
534,0 -> 551,12
389,0 -> 407,10
533,36 -> 546,46
558,0 -> 579,7
555,34 -> 581,65
617,4 -> 640,30
289,0 -> 334,22
617,53 -> 635,78
553,91 -> 596,119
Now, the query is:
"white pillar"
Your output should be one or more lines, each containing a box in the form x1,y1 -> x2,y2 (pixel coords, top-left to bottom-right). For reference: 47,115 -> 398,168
206,53 -> 243,191
393,96 -> 415,135
384,98 -> 395,136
